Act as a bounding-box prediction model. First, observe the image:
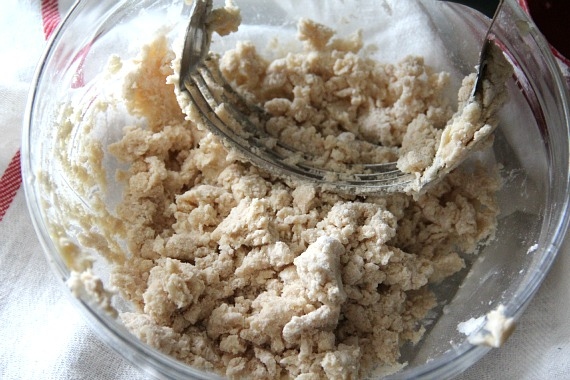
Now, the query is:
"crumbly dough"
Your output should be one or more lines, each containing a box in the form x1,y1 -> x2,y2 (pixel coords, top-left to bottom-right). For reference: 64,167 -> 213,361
207,0 -> 241,37
404,43 -> 513,190
180,16 -> 510,194
183,17 -> 455,176
95,17 -> 504,379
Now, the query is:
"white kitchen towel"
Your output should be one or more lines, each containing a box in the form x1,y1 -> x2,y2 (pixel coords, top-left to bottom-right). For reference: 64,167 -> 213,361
0,0 -> 568,379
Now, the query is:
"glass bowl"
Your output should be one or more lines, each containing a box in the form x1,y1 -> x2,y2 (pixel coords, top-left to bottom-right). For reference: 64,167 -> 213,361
22,0 -> 570,378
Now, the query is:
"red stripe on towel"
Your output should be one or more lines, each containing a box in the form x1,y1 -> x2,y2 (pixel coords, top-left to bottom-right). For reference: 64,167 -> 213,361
0,152 -> 23,221
41,0 -> 61,39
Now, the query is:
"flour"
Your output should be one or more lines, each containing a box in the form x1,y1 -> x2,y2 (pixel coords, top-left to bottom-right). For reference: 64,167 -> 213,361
460,304 -> 515,348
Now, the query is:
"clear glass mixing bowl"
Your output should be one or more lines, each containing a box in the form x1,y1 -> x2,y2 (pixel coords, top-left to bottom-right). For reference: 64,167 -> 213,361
22,0 -> 570,378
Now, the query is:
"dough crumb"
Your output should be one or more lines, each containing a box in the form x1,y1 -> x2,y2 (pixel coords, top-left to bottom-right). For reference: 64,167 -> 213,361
467,304 -> 515,348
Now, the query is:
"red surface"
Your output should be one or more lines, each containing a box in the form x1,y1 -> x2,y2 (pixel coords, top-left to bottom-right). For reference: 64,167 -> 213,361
519,0 -> 570,66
